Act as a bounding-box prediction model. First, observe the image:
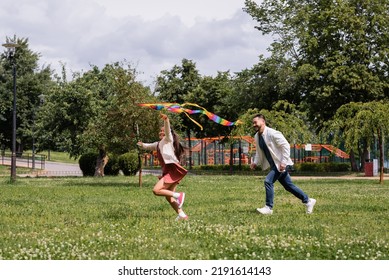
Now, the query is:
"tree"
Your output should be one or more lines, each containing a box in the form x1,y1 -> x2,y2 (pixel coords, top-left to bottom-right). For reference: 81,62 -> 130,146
155,58 -> 202,169
0,36 -> 54,153
232,100 -> 315,146
94,62 -> 160,175
37,66 -> 101,159
37,61 -> 157,176
244,0 -> 389,129
185,71 -> 238,139
232,55 -> 302,114
325,101 -> 389,183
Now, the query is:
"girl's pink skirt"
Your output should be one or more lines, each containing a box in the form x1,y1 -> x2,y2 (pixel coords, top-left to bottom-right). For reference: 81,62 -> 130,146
162,163 -> 187,184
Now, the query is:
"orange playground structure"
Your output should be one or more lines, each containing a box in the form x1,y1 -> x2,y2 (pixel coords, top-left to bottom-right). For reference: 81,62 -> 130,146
141,136 -> 349,167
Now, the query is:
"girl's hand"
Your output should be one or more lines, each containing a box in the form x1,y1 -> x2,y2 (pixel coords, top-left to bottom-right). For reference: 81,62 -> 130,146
160,113 -> 168,120
137,141 -> 143,147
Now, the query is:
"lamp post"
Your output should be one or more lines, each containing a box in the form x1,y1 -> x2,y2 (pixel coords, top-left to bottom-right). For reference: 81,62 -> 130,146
2,42 -> 19,182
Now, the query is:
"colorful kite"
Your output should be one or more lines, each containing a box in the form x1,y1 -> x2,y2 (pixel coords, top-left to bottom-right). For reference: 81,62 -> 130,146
138,102 -> 242,130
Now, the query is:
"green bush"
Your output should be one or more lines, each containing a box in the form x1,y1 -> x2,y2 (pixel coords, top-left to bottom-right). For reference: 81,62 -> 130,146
294,162 -> 350,172
78,152 -> 98,176
118,151 -> 139,176
104,154 -> 120,176
191,164 -> 252,172
329,162 -> 350,172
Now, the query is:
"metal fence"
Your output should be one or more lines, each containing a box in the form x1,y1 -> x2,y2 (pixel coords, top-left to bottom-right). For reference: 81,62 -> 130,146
0,152 -> 46,170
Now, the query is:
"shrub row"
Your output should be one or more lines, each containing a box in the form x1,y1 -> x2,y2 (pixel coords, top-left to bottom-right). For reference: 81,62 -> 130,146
190,162 -> 350,174
79,155 -> 350,177
78,151 -> 139,176
293,162 -> 350,172
191,164 -> 252,172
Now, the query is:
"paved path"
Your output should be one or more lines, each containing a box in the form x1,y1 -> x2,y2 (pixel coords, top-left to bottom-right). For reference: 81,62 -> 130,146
291,175 -> 385,180
1,158 -> 83,177
37,161 -> 83,176
2,156 -> 386,179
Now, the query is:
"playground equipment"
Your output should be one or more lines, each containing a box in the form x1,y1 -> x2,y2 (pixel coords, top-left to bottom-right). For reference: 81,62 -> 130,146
140,136 -> 349,167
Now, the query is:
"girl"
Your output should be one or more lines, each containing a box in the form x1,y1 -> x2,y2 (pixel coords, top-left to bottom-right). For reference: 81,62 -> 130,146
137,113 -> 188,221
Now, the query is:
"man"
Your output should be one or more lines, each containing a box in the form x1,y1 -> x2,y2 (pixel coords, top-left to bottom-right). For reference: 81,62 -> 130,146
250,114 -> 316,215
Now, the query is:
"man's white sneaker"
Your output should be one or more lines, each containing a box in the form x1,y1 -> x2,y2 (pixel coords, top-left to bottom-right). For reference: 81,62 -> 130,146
256,206 -> 273,215
305,198 -> 316,214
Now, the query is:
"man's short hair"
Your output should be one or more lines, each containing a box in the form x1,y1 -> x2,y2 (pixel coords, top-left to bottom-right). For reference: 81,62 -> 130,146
253,114 -> 266,122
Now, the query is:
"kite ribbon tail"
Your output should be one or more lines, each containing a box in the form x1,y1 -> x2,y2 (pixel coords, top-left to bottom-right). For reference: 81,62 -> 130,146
182,102 -> 241,126
183,111 -> 203,130
182,102 -> 208,112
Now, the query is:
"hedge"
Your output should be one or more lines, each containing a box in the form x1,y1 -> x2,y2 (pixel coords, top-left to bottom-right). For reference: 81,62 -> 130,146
118,151 -> 139,176
78,152 -> 98,176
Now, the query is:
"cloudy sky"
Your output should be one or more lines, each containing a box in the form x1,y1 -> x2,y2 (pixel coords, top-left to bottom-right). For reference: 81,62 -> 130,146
1,0 -> 271,87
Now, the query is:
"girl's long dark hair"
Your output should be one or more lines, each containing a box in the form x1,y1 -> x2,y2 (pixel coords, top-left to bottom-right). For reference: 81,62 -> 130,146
171,129 -> 185,159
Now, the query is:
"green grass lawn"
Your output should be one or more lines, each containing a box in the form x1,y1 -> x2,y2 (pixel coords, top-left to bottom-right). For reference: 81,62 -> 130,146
26,150 -> 79,163
0,175 -> 388,260
0,165 -> 32,176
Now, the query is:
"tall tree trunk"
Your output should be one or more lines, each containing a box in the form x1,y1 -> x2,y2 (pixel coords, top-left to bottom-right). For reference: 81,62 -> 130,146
349,149 -> 359,172
361,138 -> 369,172
94,145 -> 108,177
378,129 -> 384,184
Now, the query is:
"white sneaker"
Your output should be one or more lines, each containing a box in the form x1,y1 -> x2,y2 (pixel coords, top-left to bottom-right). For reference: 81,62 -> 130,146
256,206 -> 273,215
176,192 -> 185,209
175,214 -> 188,221
305,198 -> 316,214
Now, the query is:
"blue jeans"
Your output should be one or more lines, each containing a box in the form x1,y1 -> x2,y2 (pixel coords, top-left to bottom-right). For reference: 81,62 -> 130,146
264,166 -> 308,208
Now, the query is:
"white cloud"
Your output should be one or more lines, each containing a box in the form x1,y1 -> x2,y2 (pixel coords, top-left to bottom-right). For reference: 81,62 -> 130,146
94,0 -> 249,26
1,0 -> 271,87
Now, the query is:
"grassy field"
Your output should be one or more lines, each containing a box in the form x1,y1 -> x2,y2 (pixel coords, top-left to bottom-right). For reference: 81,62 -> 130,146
0,175 -> 388,260
0,165 -> 32,176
